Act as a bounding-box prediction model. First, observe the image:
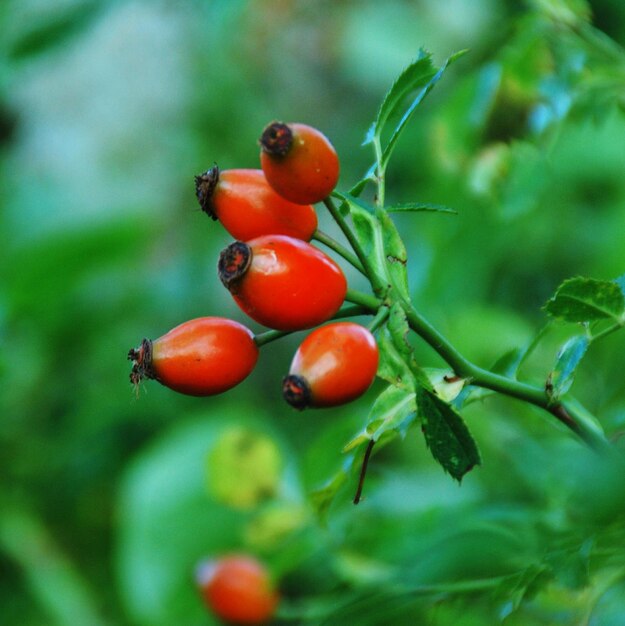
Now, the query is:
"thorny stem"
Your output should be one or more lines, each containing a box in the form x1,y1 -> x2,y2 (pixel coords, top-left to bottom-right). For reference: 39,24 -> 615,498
254,305 -> 371,347
400,300 -> 610,452
322,197 -> 386,294
313,229 -> 366,275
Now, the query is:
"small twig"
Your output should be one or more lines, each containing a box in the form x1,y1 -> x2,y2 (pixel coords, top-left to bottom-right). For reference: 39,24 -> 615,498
353,439 -> 376,504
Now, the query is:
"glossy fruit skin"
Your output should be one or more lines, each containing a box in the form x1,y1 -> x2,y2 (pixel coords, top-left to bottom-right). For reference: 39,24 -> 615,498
196,554 -> 279,625
283,322 -> 379,409
260,122 -> 339,205
194,166 -> 318,241
218,235 -> 347,331
128,317 -> 258,397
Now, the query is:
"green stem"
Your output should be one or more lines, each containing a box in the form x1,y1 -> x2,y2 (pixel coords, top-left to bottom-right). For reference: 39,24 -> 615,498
368,305 -> 390,333
373,136 -> 385,208
344,288 -> 381,311
591,320 -> 624,344
312,229 -> 366,275
401,300 -> 610,452
0,500 -> 109,626
254,305 -> 372,347
322,197 -> 386,294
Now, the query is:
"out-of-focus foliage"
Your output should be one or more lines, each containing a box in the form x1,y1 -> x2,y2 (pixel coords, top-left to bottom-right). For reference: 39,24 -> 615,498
2,0 -> 625,624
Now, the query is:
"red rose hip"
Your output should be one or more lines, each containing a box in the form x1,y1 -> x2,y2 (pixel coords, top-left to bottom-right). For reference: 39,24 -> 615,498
128,317 -> 258,396
218,235 -> 347,331
283,322 -> 379,409
196,554 -> 279,625
194,166 -> 318,241
260,122 -> 339,205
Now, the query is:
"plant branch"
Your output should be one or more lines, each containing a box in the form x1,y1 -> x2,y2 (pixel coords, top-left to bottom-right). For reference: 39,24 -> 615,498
401,300 -> 610,452
312,229 -> 366,275
368,305 -> 390,333
344,288 -> 382,311
322,197 -> 386,293
254,305 -> 372,347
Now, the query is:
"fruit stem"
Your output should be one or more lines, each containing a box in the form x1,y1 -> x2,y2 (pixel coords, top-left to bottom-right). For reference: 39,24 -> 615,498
368,305 -> 390,333
312,229 -> 366,275
400,299 -> 611,452
344,288 -> 381,311
253,305 -> 372,347
322,196 -> 387,295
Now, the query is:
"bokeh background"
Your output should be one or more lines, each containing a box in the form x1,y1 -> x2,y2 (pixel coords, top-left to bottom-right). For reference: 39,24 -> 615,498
2,1 -> 625,624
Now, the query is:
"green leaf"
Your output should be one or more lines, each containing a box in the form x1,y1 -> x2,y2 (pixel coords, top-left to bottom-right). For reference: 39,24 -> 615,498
385,202 -> 458,215
206,427 -> 282,509
8,3 -> 102,60
422,368 -> 466,403
380,51 -> 468,169
309,459 -> 352,522
418,388 -> 481,482
546,334 -> 589,402
387,303 -> 431,388
343,385 -> 417,452
376,327 -> 417,392
544,277 -> 625,323
346,199 -> 388,288
365,50 -> 435,146
375,207 -> 410,299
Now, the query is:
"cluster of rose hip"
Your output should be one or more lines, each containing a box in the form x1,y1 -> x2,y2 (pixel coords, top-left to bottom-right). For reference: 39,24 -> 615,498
128,122 -> 379,414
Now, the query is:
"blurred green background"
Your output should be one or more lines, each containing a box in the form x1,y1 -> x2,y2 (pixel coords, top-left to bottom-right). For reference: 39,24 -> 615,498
2,0 -> 625,624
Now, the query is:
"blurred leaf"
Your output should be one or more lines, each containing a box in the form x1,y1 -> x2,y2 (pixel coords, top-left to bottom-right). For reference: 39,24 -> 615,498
418,388 -> 481,482
116,415 -> 298,626
243,503 -> 309,553
309,458 -> 352,522
7,2 -> 103,60
206,426 -> 282,510
544,277 -> 625,323
496,564 -> 553,618
546,334 -> 589,402
385,202 -> 457,215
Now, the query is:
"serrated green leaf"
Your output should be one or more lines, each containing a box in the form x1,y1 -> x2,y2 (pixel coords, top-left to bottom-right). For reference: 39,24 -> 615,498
375,207 -> 410,299
544,277 -> 625,323
546,334 -> 589,402
376,327 -> 416,392
385,202 -> 458,215
365,50 -> 435,146
380,51 -> 467,169
418,388 -> 481,482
